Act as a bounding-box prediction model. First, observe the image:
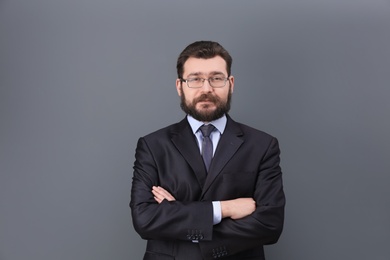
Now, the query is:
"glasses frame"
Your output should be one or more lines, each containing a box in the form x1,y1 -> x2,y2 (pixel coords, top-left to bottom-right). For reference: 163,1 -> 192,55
180,76 -> 230,89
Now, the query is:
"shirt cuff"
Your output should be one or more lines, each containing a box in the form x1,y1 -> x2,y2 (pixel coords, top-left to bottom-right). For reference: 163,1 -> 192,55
212,201 -> 222,225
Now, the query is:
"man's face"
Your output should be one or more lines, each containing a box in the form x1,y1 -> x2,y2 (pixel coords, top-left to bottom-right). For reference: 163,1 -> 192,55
176,56 -> 234,122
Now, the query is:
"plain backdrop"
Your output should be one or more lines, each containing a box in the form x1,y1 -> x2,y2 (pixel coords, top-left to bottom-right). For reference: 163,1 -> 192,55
1,1 -> 389,259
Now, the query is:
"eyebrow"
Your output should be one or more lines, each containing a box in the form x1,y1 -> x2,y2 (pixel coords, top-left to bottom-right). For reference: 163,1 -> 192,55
186,71 -> 226,77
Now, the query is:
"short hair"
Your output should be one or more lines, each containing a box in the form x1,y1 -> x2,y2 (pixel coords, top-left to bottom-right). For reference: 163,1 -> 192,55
176,41 -> 233,79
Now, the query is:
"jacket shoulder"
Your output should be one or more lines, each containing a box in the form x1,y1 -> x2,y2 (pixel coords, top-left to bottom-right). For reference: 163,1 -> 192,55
227,116 -> 276,141
239,123 -> 274,139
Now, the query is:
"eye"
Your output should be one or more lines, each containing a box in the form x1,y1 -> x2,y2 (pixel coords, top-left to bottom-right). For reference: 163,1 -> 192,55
211,76 -> 224,82
188,77 -> 202,82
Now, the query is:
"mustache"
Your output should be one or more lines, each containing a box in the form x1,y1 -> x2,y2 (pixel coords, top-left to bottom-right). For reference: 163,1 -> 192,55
194,93 -> 219,103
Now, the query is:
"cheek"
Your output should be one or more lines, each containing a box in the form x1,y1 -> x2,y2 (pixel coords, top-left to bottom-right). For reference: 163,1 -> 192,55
183,91 -> 197,101
215,90 -> 230,100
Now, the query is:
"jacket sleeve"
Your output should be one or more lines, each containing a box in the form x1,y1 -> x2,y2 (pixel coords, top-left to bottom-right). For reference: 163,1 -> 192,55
199,137 -> 285,258
130,137 -> 214,242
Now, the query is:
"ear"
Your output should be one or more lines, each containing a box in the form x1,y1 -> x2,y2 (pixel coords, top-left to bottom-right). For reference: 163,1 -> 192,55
176,78 -> 182,96
229,76 -> 234,94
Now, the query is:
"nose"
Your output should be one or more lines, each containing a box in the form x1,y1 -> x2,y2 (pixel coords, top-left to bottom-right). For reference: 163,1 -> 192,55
201,79 -> 213,92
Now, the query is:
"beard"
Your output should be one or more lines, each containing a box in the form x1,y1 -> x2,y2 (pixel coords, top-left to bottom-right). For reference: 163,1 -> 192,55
180,85 -> 232,122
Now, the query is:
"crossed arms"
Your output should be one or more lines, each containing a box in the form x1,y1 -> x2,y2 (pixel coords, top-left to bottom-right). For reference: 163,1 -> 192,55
152,186 -> 256,220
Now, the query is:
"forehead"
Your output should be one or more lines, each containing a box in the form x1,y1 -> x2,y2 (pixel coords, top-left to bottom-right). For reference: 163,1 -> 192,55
183,56 -> 227,76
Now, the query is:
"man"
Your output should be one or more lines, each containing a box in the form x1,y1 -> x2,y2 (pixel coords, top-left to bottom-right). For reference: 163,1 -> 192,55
130,41 -> 285,260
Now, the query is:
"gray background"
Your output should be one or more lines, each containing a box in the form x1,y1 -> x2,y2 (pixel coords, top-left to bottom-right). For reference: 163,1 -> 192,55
1,0 -> 389,259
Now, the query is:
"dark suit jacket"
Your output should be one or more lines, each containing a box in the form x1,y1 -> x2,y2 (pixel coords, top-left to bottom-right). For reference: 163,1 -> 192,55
130,115 -> 285,260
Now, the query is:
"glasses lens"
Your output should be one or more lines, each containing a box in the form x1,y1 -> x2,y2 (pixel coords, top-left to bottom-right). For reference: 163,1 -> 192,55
187,78 -> 203,88
210,77 -> 227,88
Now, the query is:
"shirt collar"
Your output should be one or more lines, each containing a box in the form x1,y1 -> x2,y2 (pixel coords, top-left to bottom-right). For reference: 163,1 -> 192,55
187,114 -> 227,135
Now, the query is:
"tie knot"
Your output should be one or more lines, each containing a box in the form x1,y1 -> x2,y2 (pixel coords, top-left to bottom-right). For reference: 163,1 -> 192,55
199,124 -> 215,137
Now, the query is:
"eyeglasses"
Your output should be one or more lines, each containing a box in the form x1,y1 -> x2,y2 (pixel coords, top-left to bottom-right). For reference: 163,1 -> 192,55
181,76 -> 229,88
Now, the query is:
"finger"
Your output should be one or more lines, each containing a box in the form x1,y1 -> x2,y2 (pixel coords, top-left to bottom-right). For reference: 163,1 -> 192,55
152,191 -> 164,203
154,187 -> 175,200
154,186 -> 170,196
152,187 -> 164,197
152,189 -> 171,204
152,190 -> 169,201
152,190 -> 165,201
154,196 -> 163,204
152,186 -> 176,201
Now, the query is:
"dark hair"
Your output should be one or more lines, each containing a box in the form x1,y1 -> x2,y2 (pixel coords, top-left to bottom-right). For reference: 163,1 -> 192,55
176,41 -> 233,79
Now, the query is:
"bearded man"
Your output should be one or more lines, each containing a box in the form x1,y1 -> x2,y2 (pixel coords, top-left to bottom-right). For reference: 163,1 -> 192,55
130,41 -> 285,260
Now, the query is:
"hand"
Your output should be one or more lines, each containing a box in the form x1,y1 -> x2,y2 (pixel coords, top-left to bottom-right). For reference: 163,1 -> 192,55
152,186 -> 176,204
221,198 -> 256,220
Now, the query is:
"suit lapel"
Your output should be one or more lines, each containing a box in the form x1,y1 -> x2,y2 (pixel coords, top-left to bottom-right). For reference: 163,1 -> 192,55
171,118 -> 208,187
201,116 -> 244,197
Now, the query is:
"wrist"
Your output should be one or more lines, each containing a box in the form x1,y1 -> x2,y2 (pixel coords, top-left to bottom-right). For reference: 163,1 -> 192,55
220,200 -> 231,219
